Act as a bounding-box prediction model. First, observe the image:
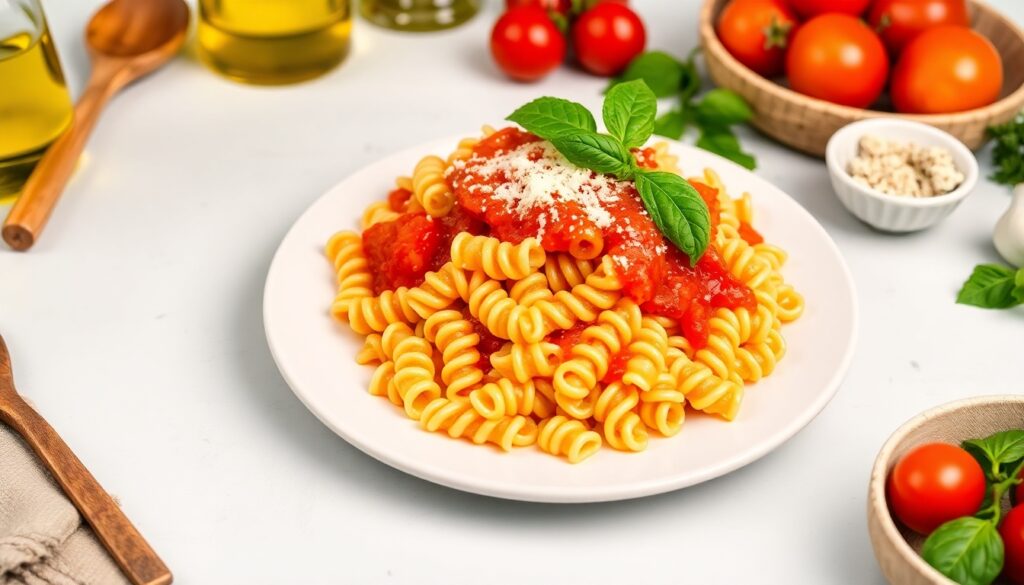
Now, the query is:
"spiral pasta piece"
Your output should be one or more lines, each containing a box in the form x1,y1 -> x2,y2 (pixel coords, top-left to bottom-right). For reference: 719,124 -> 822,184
411,155 -> 455,217
622,317 -> 669,392
552,299 -> 641,402
326,231 -> 373,320
420,397 -> 537,451
639,373 -> 686,437
356,334 -> 386,366
465,277 -> 546,344
382,323 -> 442,419
544,254 -> 595,292
422,310 -> 484,399
406,262 -> 477,320
450,233 -> 545,281
775,284 -> 805,323
345,288 -> 420,335
537,415 -> 602,463
719,237 -> 773,289
446,125 -> 496,165
593,381 -> 647,452
669,352 -> 743,421
508,272 -> 554,306
489,341 -> 560,383
533,256 -> 623,334
694,329 -> 738,381
469,378 -> 537,420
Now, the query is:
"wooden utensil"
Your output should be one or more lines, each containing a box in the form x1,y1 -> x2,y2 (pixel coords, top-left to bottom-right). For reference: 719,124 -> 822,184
0,334 -> 172,585
1,0 -> 189,252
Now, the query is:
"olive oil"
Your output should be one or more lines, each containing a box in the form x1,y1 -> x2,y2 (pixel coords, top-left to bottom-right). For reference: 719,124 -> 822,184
360,0 -> 478,32
0,25 -> 73,202
197,0 -> 351,85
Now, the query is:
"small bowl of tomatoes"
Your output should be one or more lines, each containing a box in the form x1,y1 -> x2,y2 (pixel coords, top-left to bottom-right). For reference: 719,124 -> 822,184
699,0 -> 1024,157
868,395 -> 1024,585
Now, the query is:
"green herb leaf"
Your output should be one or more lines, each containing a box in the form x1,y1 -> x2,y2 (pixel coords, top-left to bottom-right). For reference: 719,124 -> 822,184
963,430 -> 1024,478
1014,269 -> 1024,303
654,109 -> 686,140
603,80 -> 657,149
696,126 -> 757,170
608,51 -> 686,98
634,171 -> 711,265
921,517 -> 1004,585
696,89 -> 754,127
679,57 -> 702,103
956,264 -> 1024,309
988,114 -> 1024,187
550,132 -> 634,178
507,97 -> 597,141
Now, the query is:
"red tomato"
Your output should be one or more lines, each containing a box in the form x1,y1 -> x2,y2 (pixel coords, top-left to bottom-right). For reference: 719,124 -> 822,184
788,0 -> 870,18
490,6 -> 567,82
887,443 -> 987,534
1001,506 -> 1024,584
571,2 -> 646,76
867,0 -> 969,54
505,0 -> 572,17
890,26 -> 1003,114
716,0 -> 798,78
785,14 -> 889,108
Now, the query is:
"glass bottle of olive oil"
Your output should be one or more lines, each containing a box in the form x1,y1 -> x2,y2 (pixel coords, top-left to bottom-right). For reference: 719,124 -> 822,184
360,0 -> 478,31
197,0 -> 351,85
0,0 -> 74,203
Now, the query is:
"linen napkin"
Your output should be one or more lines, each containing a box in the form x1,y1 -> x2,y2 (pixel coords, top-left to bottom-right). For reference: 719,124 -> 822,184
0,424 -> 128,585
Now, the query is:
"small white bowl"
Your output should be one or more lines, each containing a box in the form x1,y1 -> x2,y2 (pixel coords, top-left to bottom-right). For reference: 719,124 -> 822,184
825,119 -> 979,233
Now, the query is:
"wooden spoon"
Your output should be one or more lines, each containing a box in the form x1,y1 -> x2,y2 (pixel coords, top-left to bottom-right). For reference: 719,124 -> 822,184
0,335 -> 172,585
1,0 -> 189,251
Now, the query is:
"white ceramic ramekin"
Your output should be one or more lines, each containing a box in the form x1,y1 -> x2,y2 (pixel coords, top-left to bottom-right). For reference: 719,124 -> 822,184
825,118 -> 979,233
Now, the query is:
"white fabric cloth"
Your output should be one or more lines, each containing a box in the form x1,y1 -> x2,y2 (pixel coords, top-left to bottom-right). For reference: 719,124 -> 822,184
0,425 -> 128,585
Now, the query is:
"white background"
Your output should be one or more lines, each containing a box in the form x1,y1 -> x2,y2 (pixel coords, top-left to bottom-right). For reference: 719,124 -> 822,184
2,0 -> 1022,582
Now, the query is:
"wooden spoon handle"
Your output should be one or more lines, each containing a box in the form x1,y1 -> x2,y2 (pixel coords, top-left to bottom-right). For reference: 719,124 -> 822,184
0,394 -> 172,585
2,60 -> 123,251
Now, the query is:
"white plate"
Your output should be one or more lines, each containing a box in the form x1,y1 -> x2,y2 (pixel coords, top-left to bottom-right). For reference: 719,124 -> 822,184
264,135 -> 858,503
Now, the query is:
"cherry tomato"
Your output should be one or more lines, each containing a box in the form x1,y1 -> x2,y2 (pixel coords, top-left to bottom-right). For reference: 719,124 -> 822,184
890,26 -> 1003,114
505,0 -> 572,17
1001,506 -> 1024,584
490,6 -> 567,82
867,0 -> 969,54
788,0 -> 870,18
887,443 -> 986,535
716,0 -> 798,78
785,14 -> 888,108
571,2 -> 646,76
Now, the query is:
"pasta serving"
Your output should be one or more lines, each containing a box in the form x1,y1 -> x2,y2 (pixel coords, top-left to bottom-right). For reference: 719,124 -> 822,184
325,126 -> 804,463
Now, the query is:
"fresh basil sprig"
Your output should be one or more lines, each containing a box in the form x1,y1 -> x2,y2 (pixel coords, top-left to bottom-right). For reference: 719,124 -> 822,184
608,50 -> 757,169
956,264 -> 1024,309
506,80 -> 711,265
988,114 -> 1024,187
920,432 -> 1024,585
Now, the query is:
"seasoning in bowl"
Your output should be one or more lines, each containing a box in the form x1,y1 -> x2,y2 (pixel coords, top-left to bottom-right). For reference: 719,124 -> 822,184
847,135 -> 965,197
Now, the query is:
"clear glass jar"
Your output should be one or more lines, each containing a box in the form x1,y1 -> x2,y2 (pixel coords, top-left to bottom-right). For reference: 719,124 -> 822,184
197,0 -> 352,85
360,0 -> 479,32
0,0 -> 73,203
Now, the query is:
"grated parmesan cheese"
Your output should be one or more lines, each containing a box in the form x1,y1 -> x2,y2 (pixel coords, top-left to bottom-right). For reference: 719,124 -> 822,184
456,141 -> 627,235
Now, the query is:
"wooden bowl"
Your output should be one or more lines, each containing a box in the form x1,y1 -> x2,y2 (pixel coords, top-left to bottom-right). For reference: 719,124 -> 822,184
867,395 -> 1024,585
699,0 -> 1024,157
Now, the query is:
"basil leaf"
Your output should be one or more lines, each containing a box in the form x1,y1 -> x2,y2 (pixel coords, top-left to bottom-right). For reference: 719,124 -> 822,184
988,114 -> 1024,187
507,97 -> 597,141
679,58 -> 702,103
654,109 -> 686,140
922,517 -> 1003,585
1014,269 -> 1024,303
608,51 -> 686,98
963,430 -> 1024,476
696,89 -> 753,127
634,171 -> 711,265
956,264 -> 1022,309
697,126 -> 757,170
550,132 -> 634,178
603,80 -> 657,149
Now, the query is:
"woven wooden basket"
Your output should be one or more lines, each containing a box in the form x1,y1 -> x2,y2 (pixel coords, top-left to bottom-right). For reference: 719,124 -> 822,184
699,0 -> 1024,157
867,396 -> 1024,585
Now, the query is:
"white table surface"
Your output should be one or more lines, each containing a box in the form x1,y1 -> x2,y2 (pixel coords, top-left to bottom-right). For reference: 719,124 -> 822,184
3,1 -> 1023,583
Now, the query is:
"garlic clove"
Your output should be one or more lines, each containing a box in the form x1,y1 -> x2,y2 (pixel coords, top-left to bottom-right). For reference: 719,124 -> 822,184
994,183 -> 1024,268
